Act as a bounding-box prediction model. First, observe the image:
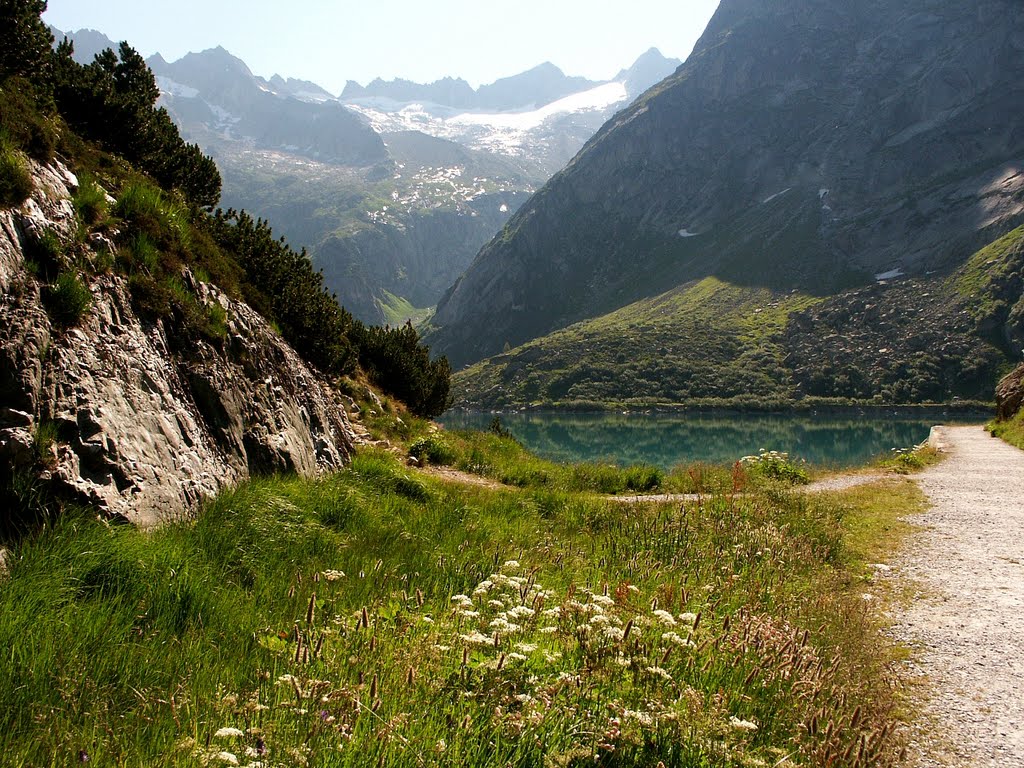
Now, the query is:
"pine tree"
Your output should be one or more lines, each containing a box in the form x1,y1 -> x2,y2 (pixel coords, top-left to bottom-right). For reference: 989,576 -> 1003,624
0,0 -> 53,80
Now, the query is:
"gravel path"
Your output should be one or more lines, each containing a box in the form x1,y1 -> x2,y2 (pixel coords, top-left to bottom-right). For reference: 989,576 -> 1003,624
894,425 -> 1024,766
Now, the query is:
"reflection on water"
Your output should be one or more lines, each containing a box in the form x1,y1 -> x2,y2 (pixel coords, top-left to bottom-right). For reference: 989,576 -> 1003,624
439,411 -> 977,469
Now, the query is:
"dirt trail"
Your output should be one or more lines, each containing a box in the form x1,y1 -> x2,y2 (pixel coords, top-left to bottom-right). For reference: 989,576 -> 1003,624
894,426 -> 1024,766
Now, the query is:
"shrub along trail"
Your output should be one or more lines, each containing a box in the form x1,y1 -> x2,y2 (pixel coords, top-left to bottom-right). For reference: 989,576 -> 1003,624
894,426 -> 1024,766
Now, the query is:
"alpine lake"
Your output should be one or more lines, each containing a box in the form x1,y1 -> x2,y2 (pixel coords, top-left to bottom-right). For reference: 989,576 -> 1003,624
438,409 -> 990,470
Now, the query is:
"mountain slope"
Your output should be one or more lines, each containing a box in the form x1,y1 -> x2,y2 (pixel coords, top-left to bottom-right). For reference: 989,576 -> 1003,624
149,47 -> 387,166
427,0 -> 1024,371
452,226 -> 1024,408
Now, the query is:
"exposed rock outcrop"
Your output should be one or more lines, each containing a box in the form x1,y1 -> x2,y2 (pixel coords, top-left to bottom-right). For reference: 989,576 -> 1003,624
996,364 -> 1024,420
427,0 -> 1024,369
1,161 -> 356,526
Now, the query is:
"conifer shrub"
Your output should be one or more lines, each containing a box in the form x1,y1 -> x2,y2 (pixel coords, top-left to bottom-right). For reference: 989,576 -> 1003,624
0,78 -> 57,162
352,321 -> 453,418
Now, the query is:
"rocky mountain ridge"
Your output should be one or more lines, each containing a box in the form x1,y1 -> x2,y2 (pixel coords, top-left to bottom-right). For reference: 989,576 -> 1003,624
427,0 -> 1024,375
0,161 -> 357,526
341,61 -> 603,112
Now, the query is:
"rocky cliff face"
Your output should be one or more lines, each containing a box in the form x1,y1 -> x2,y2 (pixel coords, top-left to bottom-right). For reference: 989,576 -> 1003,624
996,364 -> 1024,420
0,162 -> 356,526
428,0 -> 1024,368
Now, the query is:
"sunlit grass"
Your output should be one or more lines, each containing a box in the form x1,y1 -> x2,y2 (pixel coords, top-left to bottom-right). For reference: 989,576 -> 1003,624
0,448 -> 907,766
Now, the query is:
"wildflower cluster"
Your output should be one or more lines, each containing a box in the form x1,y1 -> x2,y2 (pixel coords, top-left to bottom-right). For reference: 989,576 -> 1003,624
740,449 -> 810,485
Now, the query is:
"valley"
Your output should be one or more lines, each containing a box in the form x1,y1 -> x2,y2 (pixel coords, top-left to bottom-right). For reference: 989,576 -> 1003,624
51,25 -> 680,326
5,2 -> 1024,765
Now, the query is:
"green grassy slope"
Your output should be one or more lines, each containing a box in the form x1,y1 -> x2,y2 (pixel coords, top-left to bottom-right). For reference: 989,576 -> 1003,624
452,227 -> 1024,409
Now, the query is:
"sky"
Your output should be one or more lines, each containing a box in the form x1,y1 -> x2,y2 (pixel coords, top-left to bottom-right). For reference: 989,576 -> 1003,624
42,0 -> 722,96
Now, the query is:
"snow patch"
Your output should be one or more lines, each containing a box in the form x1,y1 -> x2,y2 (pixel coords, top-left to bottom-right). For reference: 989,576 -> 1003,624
762,188 -> 792,204
874,268 -> 904,281
678,229 -> 699,238
450,82 -> 628,132
156,76 -> 198,99
346,82 -> 632,157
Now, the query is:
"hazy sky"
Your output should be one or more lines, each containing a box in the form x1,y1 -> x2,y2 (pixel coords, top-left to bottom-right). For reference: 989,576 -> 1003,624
42,0 -> 722,95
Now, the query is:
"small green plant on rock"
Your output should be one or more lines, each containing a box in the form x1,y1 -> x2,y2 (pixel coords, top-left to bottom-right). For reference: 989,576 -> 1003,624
45,272 -> 92,328
72,174 -> 109,231
32,420 -> 59,469
0,135 -> 32,208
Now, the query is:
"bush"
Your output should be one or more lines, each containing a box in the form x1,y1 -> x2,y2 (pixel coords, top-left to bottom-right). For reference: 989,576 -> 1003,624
621,464 -> 664,492
353,321 -> 452,418
740,450 -> 810,485
0,136 -> 32,208
408,435 -> 456,466
0,78 -> 57,161
45,272 -> 92,327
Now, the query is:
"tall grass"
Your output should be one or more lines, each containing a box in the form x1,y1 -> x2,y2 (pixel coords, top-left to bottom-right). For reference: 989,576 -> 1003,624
0,448 -> 906,766
72,173 -> 109,231
0,133 -> 32,208
414,429 -> 736,495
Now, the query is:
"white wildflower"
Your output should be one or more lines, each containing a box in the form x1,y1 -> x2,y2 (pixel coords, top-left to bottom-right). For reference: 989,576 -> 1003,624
214,727 -> 244,739
458,609 -> 481,619
422,615 -> 434,624
488,600 -> 506,610
646,666 -> 673,681
542,607 -> 562,618
627,584 -> 641,593
488,618 -> 521,633
507,652 -> 528,662
729,716 -> 758,732
542,650 -> 562,662
451,594 -> 474,607
460,631 -> 491,646
515,643 -> 538,653
603,626 -> 625,642
661,632 -> 693,646
678,612 -> 698,625
653,610 -> 677,627
501,560 -> 521,572
539,626 -> 558,634
590,614 -> 611,626
507,605 -> 535,619
321,570 -> 345,581
591,595 -> 615,608
212,753 -> 239,766
624,710 -> 654,726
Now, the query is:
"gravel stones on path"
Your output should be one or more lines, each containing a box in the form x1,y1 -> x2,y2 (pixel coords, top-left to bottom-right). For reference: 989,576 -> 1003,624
894,426 -> 1024,767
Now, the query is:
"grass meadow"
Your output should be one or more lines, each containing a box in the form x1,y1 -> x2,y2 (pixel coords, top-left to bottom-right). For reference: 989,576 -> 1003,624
0,444 -> 919,767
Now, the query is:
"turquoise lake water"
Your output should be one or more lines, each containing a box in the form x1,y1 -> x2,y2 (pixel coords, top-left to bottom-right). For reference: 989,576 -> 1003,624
438,411 -> 984,469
